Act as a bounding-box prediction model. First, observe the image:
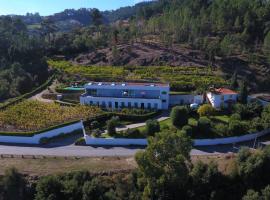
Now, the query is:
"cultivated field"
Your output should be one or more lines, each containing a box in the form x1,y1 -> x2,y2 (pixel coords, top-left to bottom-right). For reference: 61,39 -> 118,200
49,60 -> 227,92
0,100 -> 103,132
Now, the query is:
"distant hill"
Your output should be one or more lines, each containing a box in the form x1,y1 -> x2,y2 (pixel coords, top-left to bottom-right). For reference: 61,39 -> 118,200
6,1 -> 156,31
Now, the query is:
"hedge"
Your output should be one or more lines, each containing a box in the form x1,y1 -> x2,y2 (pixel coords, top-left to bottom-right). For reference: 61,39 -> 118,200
0,74 -> 55,110
0,120 -> 81,137
55,88 -> 84,94
113,110 -> 162,122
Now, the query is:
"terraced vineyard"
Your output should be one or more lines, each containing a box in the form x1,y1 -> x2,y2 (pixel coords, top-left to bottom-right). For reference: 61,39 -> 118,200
0,101 -> 102,132
49,60 -> 227,92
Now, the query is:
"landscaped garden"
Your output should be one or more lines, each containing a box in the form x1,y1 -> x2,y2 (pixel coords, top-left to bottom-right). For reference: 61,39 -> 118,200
93,101 -> 270,140
48,60 -> 227,92
0,100 -> 103,132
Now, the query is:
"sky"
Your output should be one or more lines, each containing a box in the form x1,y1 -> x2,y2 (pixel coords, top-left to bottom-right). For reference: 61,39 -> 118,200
0,0 -> 149,16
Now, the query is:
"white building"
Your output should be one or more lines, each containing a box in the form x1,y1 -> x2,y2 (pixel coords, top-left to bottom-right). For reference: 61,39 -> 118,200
80,82 -> 170,110
207,88 -> 238,108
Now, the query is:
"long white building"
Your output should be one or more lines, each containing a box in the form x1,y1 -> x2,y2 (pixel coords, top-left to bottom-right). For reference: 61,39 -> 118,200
80,82 -> 170,110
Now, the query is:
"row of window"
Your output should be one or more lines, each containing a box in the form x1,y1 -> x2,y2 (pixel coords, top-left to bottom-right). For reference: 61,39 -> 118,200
88,101 -> 159,109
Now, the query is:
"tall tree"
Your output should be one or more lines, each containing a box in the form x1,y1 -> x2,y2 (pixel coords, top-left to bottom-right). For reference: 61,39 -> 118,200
90,9 -> 103,26
135,130 -> 192,199
239,79 -> 248,104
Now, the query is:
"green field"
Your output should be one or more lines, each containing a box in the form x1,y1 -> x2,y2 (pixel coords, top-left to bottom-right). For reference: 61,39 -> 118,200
49,60 -> 227,92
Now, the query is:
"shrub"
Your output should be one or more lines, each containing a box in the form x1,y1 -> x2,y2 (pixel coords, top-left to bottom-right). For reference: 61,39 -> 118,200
91,129 -> 103,138
197,117 -> 211,134
182,125 -> 193,135
170,106 -> 189,128
214,123 -> 228,136
90,121 -> 100,129
145,119 -> 160,137
228,120 -> 247,136
107,119 -> 116,136
125,129 -> 145,138
197,104 -> 216,117
75,137 -> 86,145
230,113 -> 241,121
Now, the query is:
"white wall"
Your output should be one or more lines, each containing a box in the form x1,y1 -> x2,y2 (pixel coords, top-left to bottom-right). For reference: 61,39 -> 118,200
194,129 -> 270,146
0,121 -> 84,144
84,129 -> 270,147
84,135 -> 147,146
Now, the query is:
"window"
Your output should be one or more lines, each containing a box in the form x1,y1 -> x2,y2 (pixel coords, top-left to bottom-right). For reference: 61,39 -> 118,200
134,102 -> 138,108
154,103 -> 158,109
108,102 -> 112,108
162,91 -> 167,95
147,103 -> 151,109
88,89 -> 97,96
162,100 -> 167,103
102,102 -> 106,107
90,101 -> 93,105
128,102 -> 132,108
121,102 -> 125,108
115,102 -> 119,109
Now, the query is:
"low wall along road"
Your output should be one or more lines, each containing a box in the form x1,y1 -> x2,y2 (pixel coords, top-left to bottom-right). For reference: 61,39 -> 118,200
0,121 -> 84,144
84,129 -> 270,147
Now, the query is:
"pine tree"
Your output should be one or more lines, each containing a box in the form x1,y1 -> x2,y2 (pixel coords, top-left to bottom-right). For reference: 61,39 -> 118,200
239,79 -> 248,104
230,71 -> 238,89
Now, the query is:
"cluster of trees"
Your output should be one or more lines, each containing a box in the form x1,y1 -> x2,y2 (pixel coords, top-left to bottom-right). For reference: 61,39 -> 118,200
142,0 -> 270,61
0,17 -> 48,100
4,131 -> 270,199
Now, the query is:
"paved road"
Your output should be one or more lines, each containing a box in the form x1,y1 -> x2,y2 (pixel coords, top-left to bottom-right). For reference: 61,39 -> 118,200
0,134 -> 261,157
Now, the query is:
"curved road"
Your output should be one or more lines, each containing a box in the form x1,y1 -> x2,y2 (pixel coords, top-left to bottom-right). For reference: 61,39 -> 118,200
0,134 -> 264,157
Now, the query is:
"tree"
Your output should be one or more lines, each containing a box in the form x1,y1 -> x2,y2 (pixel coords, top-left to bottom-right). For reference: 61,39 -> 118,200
135,130 -> 192,199
262,105 -> 270,129
230,71 -> 238,89
0,168 -> 27,200
239,80 -> 248,104
197,104 -> 216,117
90,9 -> 103,26
264,31 -> 270,64
170,106 -> 189,128
145,119 -> 160,137
228,120 -> 247,136
35,176 -> 64,200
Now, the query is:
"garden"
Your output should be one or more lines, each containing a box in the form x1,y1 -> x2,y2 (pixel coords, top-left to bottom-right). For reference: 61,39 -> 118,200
48,60 -> 227,93
87,101 -> 270,141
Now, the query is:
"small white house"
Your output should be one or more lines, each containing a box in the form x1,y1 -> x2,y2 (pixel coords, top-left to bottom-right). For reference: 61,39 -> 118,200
207,88 -> 238,109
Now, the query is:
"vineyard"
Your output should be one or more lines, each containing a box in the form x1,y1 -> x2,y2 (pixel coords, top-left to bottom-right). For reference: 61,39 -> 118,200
49,60 -> 227,92
0,101 -> 103,132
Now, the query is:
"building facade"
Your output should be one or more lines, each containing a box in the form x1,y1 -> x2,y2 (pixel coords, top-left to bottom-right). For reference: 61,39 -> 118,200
80,82 -> 170,110
207,88 -> 238,108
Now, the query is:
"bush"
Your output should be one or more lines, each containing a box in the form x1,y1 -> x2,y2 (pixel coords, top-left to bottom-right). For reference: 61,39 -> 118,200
170,106 -> 189,128
214,123 -> 228,136
228,120 -> 247,136
182,125 -> 193,135
90,121 -> 100,129
75,137 -> 86,145
230,113 -> 241,121
91,129 -> 103,138
198,117 -> 211,134
145,119 -> 160,137
107,119 -> 117,136
197,104 -> 216,117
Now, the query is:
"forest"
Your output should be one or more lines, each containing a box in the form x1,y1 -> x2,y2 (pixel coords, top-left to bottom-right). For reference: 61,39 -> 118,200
0,17 -> 48,100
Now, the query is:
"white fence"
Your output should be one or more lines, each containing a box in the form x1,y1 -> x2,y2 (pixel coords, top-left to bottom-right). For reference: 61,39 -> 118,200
0,121 -> 84,144
84,135 -> 147,146
84,129 -> 270,147
194,129 -> 270,146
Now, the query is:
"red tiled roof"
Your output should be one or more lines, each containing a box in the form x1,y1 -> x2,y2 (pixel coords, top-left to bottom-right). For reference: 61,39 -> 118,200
213,88 -> 237,95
